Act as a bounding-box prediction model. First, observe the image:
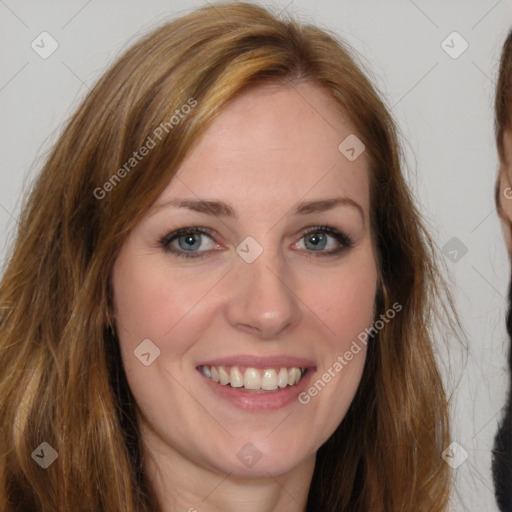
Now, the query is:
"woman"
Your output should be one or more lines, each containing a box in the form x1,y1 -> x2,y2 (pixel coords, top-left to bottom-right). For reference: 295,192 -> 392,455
493,28 -> 512,512
0,2 -> 454,510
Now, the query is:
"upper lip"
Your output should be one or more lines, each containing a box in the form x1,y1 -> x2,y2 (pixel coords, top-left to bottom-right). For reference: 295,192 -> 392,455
197,355 -> 316,370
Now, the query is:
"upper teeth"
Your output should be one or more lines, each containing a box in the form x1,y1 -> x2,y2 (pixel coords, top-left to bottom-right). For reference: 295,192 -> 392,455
200,365 -> 306,391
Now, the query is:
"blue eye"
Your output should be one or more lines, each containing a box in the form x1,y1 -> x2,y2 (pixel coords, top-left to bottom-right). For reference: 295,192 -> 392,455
297,227 -> 353,253
160,227 -> 218,258
159,226 -> 354,259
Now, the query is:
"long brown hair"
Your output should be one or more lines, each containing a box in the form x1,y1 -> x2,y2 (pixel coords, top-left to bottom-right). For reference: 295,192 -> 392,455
0,2 -> 453,510
493,28 -> 512,512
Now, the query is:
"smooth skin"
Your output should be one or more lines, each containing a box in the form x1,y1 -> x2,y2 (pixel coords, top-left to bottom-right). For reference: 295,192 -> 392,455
112,82 -> 378,512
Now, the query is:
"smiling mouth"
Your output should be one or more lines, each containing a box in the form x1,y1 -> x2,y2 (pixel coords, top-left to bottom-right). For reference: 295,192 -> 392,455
198,365 -> 308,393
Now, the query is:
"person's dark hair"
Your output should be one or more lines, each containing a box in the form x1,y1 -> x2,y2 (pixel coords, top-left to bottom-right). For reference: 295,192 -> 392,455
493,28 -> 512,512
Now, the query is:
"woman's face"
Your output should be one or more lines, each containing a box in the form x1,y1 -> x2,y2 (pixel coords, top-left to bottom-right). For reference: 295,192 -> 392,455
112,82 -> 378,479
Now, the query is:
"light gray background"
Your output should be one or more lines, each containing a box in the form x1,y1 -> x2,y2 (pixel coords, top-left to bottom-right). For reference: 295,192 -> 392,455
0,1 -> 510,510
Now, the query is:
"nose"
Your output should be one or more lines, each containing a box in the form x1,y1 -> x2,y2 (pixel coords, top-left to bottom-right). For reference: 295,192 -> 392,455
224,247 -> 302,340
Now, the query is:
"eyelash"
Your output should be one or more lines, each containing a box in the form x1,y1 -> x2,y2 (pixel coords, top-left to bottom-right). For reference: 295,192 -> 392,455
158,225 -> 354,260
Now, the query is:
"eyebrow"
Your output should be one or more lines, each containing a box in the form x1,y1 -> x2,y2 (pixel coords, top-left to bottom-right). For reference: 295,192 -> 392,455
149,197 -> 365,222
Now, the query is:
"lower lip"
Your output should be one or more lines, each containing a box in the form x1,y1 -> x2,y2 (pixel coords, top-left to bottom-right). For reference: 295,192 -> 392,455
198,369 -> 315,411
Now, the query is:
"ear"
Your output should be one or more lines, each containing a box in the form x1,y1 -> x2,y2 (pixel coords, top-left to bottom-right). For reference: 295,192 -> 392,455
498,168 -> 512,254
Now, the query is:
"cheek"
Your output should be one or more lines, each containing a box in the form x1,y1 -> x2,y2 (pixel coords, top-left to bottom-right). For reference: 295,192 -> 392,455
111,250 -> 216,420
319,254 -> 377,349
295,253 -> 377,440
309,251 -> 376,388
112,249 -> 216,346
112,260 -> 169,343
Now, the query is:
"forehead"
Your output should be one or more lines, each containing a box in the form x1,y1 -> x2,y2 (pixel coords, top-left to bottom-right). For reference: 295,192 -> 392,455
165,82 -> 370,215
